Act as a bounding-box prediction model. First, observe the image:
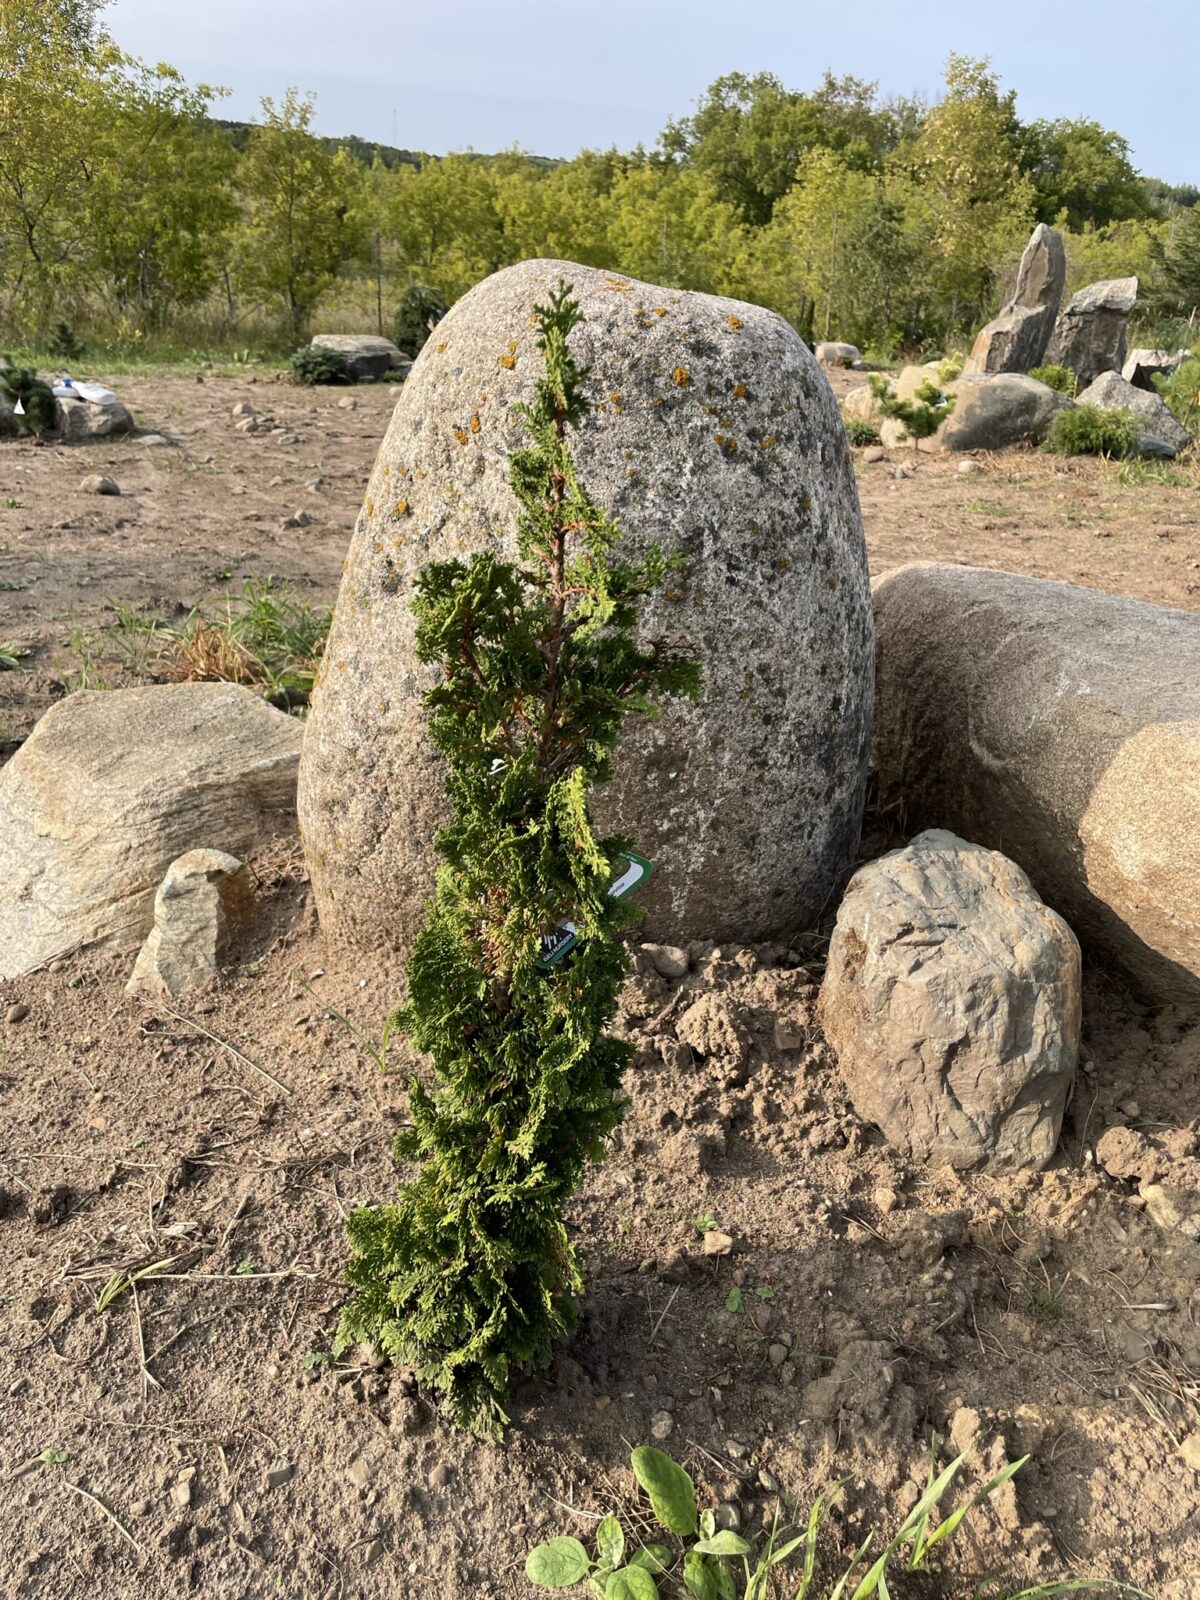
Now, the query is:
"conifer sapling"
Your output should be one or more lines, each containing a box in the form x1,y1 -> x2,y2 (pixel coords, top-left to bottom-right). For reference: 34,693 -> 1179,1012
335,282 -> 701,1437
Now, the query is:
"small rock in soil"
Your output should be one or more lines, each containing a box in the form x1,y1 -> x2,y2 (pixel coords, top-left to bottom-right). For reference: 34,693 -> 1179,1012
642,943 -> 689,979
80,475 -> 120,496
363,1539 -> 384,1565
715,1502 -> 741,1531
702,1229 -> 734,1257
650,1410 -> 674,1440
768,1343 -> 788,1367
265,1460 -> 295,1490
338,396 -> 358,410
957,458 -> 983,476
429,1462 -> 452,1489
6,1003 -> 30,1024
725,1438 -> 751,1460
862,446 -> 886,463
232,402 -> 256,418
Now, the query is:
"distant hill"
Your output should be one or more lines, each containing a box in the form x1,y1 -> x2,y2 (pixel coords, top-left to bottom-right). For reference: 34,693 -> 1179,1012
211,120 -> 559,173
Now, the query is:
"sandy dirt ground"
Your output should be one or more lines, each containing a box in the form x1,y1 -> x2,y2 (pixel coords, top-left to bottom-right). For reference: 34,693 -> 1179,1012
1,371 -> 1199,1599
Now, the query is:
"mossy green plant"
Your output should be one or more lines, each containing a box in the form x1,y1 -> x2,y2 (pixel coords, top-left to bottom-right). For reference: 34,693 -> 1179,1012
1046,404 -> 1141,457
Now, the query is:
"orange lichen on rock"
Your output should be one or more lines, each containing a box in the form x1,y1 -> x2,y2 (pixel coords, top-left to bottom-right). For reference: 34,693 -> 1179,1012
453,426 -> 469,446
672,367 -> 690,388
499,355 -> 516,370
727,314 -> 744,330
469,414 -> 481,433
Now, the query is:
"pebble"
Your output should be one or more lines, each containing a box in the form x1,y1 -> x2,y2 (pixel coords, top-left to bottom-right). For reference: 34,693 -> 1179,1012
1179,1434 -> 1200,1472
957,458 -> 983,476
79,474 -> 120,496
48,960 -> 67,975
6,1003 -> 30,1025
642,943 -> 689,980
873,1185 -> 899,1214
338,396 -> 358,410
893,466 -> 912,480
701,1230 -> 734,1257
861,446 -> 885,463
305,477 -> 324,491
758,1468 -> 780,1493
767,1343 -> 788,1368
724,1438 -> 751,1460
429,1462 -> 452,1489
265,1460 -> 295,1490
650,1410 -> 674,1440
346,1455 -> 374,1493
232,402 -> 256,418
235,417 -> 259,434
714,1501 -> 741,1531
363,1539 -> 384,1566
170,1476 -> 193,1510
140,434 -> 172,448
280,510 -> 312,530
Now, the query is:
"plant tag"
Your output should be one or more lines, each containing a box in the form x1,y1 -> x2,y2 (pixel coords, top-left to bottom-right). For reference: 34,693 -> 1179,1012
539,851 -> 653,969
14,398 -> 24,416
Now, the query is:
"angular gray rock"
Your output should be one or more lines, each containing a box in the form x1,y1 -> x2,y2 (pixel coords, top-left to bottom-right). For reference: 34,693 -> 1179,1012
815,341 -> 861,366
0,683 -> 303,979
310,334 -> 407,382
127,849 -> 253,1000
967,224 -> 1066,375
1122,347 -> 1188,391
872,563 -> 1200,1003
299,258 -> 875,953
820,829 -> 1081,1171
1045,277 -> 1138,388
56,397 -> 135,441
939,374 -> 1072,452
1075,370 -> 1191,452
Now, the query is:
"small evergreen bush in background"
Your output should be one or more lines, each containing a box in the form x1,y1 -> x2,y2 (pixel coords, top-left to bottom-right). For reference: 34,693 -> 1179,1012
845,417 -> 882,447
48,321 -> 86,362
1029,363 -> 1077,395
0,358 -> 58,435
393,282 -> 449,357
1046,404 -> 1141,457
334,283 -> 700,1437
868,373 -> 955,455
288,344 -> 353,385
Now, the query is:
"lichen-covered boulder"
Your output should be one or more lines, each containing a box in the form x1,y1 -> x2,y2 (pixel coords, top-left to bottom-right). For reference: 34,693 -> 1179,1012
820,829 -> 1081,1171
872,563 -> 1200,1004
0,683 -> 302,979
299,258 -> 874,953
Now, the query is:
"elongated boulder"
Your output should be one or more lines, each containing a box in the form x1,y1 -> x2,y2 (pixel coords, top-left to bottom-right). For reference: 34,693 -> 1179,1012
872,564 -> 1200,1003
311,334 -> 407,382
0,684 -> 302,979
1045,277 -> 1138,388
967,224 -> 1066,375
821,830 -> 1081,1170
299,258 -> 874,953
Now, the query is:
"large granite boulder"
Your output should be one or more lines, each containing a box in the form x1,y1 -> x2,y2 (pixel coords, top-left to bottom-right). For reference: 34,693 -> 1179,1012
967,224 -> 1066,375
938,374 -> 1072,452
820,829 -> 1081,1170
0,683 -> 303,979
1075,370 -> 1192,453
310,334 -> 408,382
1045,277 -> 1138,388
299,258 -> 875,953
872,564 -> 1200,1004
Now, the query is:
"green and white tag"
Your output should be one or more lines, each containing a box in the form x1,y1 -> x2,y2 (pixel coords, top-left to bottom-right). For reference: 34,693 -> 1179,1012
538,851 -> 653,969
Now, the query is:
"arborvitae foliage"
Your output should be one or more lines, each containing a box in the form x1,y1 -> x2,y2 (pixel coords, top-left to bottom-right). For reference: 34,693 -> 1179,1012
0,359 -> 58,435
335,283 -> 701,1438
868,373 -> 956,454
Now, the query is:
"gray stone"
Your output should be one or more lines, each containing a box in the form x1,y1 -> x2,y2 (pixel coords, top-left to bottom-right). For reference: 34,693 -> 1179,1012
310,334 -> 406,382
231,401 -> 256,418
1134,434 -> 1178,460
299,258 -> 874,953
126,850 -> 253,1000
265,1460 -> 295,1490
967,224 -> 1066,374
643,943 -> 689,979
56,397 -> 134,441
938,374 -> 1072,452
79,474 -> 119,495
1075,370 -> 1191,452
0,683 -> 303,980
1045,277 -> 1138,388
815,341 -> 861,366
1122,347 -> 1188,391
871,563 -> 1200,1004
821,829 -> 1080,1170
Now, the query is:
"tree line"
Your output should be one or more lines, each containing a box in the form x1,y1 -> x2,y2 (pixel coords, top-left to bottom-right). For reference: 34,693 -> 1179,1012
3,0 -> 1198,357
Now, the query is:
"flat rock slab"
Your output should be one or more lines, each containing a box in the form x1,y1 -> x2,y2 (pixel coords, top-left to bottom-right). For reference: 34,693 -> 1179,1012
310,335 -> 407,382
0,683 -> 303,979
820,829 -> 1081,1170
872,563 -> 1200,1004
299,258 -> 875,954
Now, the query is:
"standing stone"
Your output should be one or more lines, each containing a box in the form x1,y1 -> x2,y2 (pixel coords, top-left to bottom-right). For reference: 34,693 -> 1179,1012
820,830 -> 1081,1171
1075,370 -> 1192,452
299,258 -> 874,953
1044,278 -> 1138,388
966,224 -> 1066,375
0,683 -> 303,979
310,335 -> 407,382
127,850 -> 254,1000
872,563 -> 1200,1004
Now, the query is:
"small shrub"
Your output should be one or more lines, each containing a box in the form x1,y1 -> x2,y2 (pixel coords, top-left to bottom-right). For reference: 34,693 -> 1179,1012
845,417 -> 882,447
393,283 -> 449,357
869,373 -> 955,455
0,357 -> 58,435
48,321 -> 86,362
1154,349 -> 1200,437
288,345 -> 353,386
1046,405 -> 1141,457
1029,363 -> 1077,396
938,350 -> 965,384
333,284 -> 700,1437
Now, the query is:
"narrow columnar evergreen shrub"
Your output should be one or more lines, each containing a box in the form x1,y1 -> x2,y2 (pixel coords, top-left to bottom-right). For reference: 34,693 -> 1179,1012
0,358 -> 58,435
393,283 -> 449,357
1028,363 -> 1077,395
335,283 -> 701,1437
1046,404 -> 1140,457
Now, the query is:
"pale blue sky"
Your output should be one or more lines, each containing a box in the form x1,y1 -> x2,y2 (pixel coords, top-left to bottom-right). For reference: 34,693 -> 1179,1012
107,0 -> 1197,184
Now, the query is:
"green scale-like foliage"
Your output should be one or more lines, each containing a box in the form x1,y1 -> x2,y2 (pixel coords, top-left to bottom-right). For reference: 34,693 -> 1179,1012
0,358 -> 58,435
335,283 -> 700,1438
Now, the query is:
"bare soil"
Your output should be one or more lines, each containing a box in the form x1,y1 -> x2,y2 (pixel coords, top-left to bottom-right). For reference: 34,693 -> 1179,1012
1,372 -> 1199,1599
